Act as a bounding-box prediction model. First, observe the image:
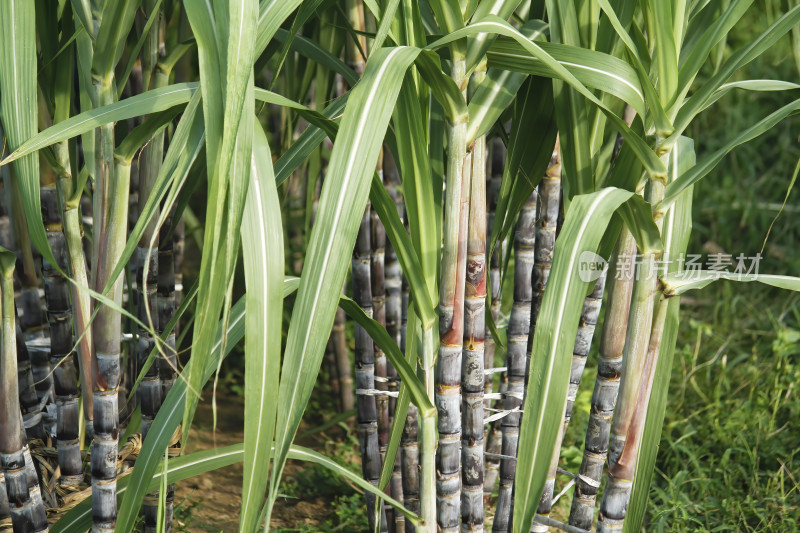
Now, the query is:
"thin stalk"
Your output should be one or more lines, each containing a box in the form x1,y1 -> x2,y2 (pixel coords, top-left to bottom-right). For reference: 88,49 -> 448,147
372,156 -> 390,458
419,324 -> 437,533
48,83 -> 94,434
325,335 -> 341,406
569,230 -> 636,529
532,270 -> 607,531
90,67 -> 131,528
333,305 -> 353,415
353,205 -> 388,533
399,274 -> 419,533
0,250 -> 47,532
41,185 -> 82,487
493,189 -> 537,533
483,138 -> 505,499
6,167 -> 44,341
400,403 -> 420,533
463,133 -> 487,532
15,319 -> 43,440
384,154 -> 404,531
437,55 -> 470,532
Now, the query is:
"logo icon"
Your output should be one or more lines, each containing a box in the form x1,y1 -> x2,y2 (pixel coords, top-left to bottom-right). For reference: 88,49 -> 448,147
578,251 -> 607,282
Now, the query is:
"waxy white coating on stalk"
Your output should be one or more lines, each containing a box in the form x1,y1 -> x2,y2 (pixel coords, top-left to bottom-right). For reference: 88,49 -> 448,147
493,188 -> 537,533
569,230 -> 637,530
462,135 -> 487,532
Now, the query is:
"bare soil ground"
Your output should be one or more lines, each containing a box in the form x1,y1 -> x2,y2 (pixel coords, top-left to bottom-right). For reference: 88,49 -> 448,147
173,393 -> 340,532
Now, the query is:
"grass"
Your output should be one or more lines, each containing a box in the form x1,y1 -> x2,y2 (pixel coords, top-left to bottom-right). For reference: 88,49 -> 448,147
649,288 -> 800,531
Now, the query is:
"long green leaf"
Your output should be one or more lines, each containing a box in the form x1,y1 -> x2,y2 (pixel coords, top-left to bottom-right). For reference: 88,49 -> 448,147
0,0 -> 53,265
661,272 -> 800,296
432,16 -> 665,178
267,46 -> 422,522
239,122 -> 284,532
661,99 -> 800,209
182,0 -> 258,447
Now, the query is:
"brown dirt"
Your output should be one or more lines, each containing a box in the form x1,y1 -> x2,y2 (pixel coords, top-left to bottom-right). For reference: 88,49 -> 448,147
173,393 -> 343,532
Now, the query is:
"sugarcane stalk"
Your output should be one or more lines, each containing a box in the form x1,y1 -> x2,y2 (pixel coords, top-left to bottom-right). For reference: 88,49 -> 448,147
462,131 -> 487,532
41,185 -> 82,487
384,154 -> 404,532
6,166 -> 44,343
483,137 -> 505,499
437,53 -> 470,531
419,324 -> 437,533
401,402 -> 419,533
532,270 -> 607,532
569,229 -> 636,530
43,72 -> 95,435
372,157 -> 390,461
598,141 -> 672,530
332,305 -> 353,414
493,189 -> 537,533
137,2 -> 167,445
90,73 -> 130,530
0,248 -> 48,532
353,204 -> 388,533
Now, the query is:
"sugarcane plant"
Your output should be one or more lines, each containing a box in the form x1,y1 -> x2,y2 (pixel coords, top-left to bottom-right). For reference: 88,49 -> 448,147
0,1 -> 798,533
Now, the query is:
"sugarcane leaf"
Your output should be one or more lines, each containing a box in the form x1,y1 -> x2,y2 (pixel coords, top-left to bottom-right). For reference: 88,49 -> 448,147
115,297 -> 247,532
677,0 -> 754,105
464,0 -> 526,71
116,0 -> 164,99
101,91 -> 204,309
267,46 -> 423,522
432,16 -> 665,178
625,135 -> 696,532
117,277 -> 299,532
490,77 -> 557,260
662,272 -> 800,296
91,0 -> 140,82
116,107 -> 181,164
2,83 -> 197,163
339,293 -> 432,413
616,195 -> 662,255
274,28 -> 359,86
60,436 -> 420,533
275,94 -> 349,186
661,99 -> 800,209
485,38 -> 646,118
414,50 -> 469,124
466,19 -> 547,144
239,121 -> 284,532
288,444 -> 422,525
648,0 -> 679,107
674,5 -> 800,135
595,0 -> 672,135
392,78 -> 440,303
182,0 -> 257,447
1,82 -> 302,166
697,79 -> 800,114
0,0 -> 53,266
370,174 -> 436,327
256,0 -> 305,57
513,187 -> 646,533
54,445 -> 246,533
427,0 -> 465,35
